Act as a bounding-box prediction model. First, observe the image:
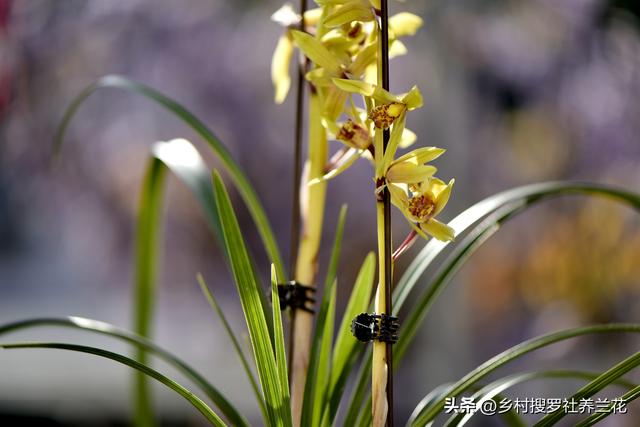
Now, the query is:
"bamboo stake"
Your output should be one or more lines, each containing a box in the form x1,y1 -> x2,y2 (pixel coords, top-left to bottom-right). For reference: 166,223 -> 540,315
287,0 -> 307,385
289,0 -> 306,279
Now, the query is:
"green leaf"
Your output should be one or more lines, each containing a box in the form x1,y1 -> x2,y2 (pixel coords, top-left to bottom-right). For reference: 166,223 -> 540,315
444,370 -> 636,427
395,204 -> 518,363
270,266 -> 293,426
342,349 -> 371,427
212,171 -> 289,427
55,74 -> 286,424
54,75 -> 285,279
323,205 -> 349,294
0,317 -> 247,426
196,275 -> 265,423
132,139 -> 225,426
315,284 -> 336,427
152,139 -> 223,240
575,384 -> 640,426
322,252 -> 376,426
409,382 -> 527,427
0,342 -> 227,427
534,351 -> 640,426
408,383 -> 458,427
301,205 -> 347,427
410,324 -> 640,426
133,156 -> 168,427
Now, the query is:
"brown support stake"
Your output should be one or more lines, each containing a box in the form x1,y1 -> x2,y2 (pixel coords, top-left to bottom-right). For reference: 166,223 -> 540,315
380,1 -> 394,426
289,0 -> 307,277
288,0 -> 307,379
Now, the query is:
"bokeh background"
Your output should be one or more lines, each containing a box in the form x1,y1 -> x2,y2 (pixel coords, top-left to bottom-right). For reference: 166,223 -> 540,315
1,0 -> 639,425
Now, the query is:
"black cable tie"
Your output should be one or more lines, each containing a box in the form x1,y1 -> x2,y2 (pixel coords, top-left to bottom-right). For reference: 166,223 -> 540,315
351,312 -> 399,344
276,281 -> 316,313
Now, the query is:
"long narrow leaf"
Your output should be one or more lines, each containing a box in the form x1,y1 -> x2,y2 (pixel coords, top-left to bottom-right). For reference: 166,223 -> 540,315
342,348 -> 372,427
534,351 -> 640,426
132,139 -> 225,426
315,283 -> 337,427
411,381 -> 527,427
196,275 -> 265,424
322,252 -> 376,426
410,324 -> 640,426
396,204 -> 520,363
212,171 -> 289,427
445,370 -> 636,427
54,75 -> 285,279
408,383 -> 455,427
271,266 -> 293,426
301,206 -> 347,427
133,156 -> 167,427
0,342 -> 227,427
575,384 -> 640,426
0,316 -> 247,426
152,139 -> 223,240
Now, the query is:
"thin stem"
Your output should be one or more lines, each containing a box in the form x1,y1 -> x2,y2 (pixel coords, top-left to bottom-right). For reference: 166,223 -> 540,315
289,0 -> 307,277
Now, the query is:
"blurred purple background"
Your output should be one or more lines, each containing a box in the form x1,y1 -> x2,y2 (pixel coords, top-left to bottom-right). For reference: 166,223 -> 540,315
1,0 -> 639,425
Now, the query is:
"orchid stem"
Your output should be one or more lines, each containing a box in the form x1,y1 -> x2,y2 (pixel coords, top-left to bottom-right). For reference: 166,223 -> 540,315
373,1 -> 394,426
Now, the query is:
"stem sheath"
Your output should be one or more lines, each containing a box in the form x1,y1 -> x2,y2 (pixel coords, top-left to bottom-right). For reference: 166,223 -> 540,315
290,91 -> 328,426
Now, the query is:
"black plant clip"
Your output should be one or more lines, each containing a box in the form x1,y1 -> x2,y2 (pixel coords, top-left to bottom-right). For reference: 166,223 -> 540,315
277,281 -> 316,313
351,312 -> 399,344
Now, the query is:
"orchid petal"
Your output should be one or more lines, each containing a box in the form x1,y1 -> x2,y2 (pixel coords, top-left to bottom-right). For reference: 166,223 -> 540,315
386,163 -> 437,184
271,34 -> 294,104
389,12 -> 423,38
421,218 -> 455,241
291,30 -> 343,72
325,2 -> 375,27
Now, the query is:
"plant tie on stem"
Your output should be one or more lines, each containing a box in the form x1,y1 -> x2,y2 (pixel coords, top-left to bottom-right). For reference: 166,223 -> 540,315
276,281 -> 316,313
351,313 -> 399,344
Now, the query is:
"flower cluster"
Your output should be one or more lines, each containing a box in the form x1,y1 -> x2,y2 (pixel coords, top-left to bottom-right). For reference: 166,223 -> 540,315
271,1 -> 454,241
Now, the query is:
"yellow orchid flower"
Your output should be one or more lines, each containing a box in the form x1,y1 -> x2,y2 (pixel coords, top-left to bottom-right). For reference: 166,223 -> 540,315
388,178 -> 455,241
384,146 -> 445,183
389,12 -> 423,38
291,30 -> 345,73
270,4 -> 304,104
332,78 -> 423,128
336,119 -> 371,149
290,29 -> 355,121
324,0 -> 376,28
